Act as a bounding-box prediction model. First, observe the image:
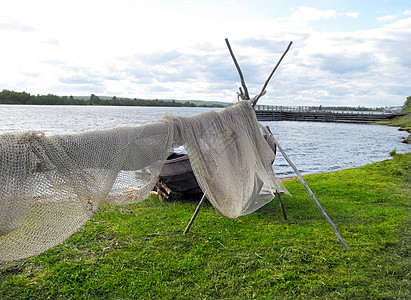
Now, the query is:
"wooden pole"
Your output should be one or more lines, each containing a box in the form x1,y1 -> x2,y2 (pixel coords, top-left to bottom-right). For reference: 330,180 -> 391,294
183,39 -> 292,234
263,131 -> 287,221
225,38 -> 250,100
276,192 -> 287,221
183,38 -> 248,234
183,193 -> 207,234
252,41 -> 293,107
263,126 -> 349,250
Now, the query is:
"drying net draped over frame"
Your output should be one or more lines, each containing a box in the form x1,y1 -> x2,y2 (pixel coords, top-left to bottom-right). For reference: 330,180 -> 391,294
0,101 -> 287,262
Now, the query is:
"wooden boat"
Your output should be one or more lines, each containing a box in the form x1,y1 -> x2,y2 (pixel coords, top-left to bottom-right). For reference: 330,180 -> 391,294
155,153 -> 203,200
155,131 -> 277,201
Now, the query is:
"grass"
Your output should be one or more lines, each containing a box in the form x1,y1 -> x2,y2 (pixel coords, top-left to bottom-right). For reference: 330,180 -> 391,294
1,154 -> 410,299
376,112 -> 411,133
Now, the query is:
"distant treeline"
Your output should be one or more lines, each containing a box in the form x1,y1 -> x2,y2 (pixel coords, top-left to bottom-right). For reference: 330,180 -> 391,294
0,90 -> 226,108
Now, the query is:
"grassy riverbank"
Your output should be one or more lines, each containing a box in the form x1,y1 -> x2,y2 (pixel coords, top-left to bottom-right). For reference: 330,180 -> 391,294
376,112 -> 411,133
1,154 -> 410,299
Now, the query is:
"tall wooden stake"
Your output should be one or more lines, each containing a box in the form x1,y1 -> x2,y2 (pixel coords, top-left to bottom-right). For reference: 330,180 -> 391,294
263,126 -> 349,250
276,192 -> 288,221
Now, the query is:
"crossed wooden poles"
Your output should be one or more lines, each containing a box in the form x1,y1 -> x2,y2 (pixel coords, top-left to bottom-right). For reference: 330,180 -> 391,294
183,39 -> 348,250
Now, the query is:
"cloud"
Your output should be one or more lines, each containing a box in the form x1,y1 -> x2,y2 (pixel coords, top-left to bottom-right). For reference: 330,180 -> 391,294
40,59 -> 66,66
315,53 -> 375,74
1,2 -> 409,107
148,84 -> 174,94
59,75 -> 101,85
289,6 -> 339,23
122,52 -> 194,84
344,12 -> 359,18
41,38 -> 60,46
115,46 -> 279,100
361,17 -> 411,71
53,15 -> 409,106
285,6 -> 359,27
23,72 -> 40,78
0,19 -> 33,32
138,50 -> 183,66
377,15 -> 397,22
58,66 -> 106,92
238,38 -> 292,52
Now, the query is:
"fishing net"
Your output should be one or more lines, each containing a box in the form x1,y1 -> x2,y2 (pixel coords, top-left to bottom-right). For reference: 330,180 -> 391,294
0,101 -> 287,262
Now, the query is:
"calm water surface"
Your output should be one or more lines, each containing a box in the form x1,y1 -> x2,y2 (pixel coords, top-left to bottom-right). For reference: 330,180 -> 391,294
0,105 -> 409,177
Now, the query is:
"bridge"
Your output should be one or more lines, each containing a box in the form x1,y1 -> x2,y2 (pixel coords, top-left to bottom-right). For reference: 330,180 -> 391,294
255,105 -> 406,123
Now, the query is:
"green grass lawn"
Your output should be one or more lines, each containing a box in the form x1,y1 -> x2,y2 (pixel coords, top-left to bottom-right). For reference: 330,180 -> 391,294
1,154 -> 410,299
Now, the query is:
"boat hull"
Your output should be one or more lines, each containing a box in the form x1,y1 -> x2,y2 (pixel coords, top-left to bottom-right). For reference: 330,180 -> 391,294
156,153 -> 203,200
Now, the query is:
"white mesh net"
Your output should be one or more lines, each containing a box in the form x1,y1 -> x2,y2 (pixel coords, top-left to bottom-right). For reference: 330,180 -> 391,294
0,101 -> 287,262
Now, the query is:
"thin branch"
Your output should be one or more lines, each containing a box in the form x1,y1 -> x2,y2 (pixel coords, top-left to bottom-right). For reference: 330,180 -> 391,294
252,41 -> 293,107
225,38 -> 250,100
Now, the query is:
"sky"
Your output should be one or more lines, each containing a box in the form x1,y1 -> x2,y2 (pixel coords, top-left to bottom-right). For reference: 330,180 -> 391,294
1,0 -> 410,107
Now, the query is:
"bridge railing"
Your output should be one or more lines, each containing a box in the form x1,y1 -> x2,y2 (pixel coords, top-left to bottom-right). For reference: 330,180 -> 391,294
255,105 -> 386,115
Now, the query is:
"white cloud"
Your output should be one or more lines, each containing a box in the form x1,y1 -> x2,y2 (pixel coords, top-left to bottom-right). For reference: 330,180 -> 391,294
0,19 -> 33,32
285,6 -> 359,27
344,12 -> 359,18
0,1 -> 409,107
286,6 -> 339,25
377,14 -> 397,22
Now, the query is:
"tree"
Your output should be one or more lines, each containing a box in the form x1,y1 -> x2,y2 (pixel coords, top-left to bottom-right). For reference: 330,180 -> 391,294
403,96 -> 411,112
90,94 -> 101,105
0,89 -> 32,104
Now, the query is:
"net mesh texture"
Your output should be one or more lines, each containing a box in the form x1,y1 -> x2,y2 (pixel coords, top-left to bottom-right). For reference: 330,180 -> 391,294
0,101 -> 287,262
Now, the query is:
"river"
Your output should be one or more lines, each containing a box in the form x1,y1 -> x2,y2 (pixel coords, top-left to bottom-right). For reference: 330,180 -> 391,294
0,104 -> 409,177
